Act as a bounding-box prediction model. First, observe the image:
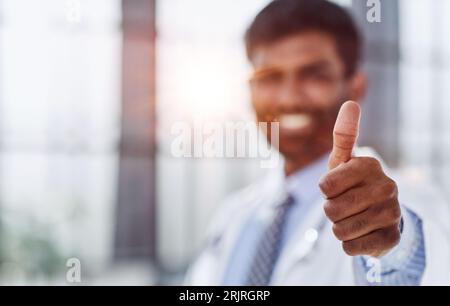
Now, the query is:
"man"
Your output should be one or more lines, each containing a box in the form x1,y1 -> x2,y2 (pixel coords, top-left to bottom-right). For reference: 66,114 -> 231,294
186,0 -> 449,285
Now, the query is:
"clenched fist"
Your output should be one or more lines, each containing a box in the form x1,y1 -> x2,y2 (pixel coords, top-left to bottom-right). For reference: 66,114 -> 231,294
320,101 -> 402,258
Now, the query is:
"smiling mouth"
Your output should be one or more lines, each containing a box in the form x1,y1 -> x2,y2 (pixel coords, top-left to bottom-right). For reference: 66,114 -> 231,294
277,114 -> 313,130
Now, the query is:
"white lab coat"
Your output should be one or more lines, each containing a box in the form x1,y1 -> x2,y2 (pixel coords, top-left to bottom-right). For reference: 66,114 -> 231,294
185,148 -> 450,285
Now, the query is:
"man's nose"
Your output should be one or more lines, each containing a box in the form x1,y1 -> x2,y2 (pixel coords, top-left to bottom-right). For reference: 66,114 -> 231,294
278,77 -> 307,110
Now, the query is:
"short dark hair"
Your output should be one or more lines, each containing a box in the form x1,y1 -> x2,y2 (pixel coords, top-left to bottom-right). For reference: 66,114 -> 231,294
245,0 -> 362,77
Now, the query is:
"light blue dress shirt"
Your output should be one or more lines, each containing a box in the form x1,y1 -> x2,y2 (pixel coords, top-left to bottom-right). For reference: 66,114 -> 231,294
222,154 -> 426,286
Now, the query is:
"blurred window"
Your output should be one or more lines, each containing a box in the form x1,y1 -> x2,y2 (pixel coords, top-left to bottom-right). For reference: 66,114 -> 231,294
399,0 -> 450,199
0,0 -> 122,283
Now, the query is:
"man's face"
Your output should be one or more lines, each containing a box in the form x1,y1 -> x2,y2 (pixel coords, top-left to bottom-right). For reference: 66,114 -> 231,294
249,31 -> 359,162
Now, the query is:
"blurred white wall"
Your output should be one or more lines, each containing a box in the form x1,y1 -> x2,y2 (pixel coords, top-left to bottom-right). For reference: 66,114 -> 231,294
0,0 -> 122,283
399,0 -> 450,198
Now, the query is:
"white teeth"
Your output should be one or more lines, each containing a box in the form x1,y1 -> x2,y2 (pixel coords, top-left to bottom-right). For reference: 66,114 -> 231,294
278,114 -> 312,130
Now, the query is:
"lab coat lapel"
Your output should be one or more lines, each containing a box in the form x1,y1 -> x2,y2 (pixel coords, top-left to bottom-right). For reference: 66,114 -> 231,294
270,196 -> 328,283
214,166 -> 288,284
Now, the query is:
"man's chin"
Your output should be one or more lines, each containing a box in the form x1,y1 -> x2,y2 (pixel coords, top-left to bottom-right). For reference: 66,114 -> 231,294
276,135 -> 331,161
277,139 -> 310,159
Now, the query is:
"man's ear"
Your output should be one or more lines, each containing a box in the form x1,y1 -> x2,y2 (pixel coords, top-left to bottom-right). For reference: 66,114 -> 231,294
348,71 -> 367,102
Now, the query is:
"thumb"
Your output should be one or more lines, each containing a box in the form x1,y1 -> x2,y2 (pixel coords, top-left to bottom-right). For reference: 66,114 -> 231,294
328,101 -> 361,170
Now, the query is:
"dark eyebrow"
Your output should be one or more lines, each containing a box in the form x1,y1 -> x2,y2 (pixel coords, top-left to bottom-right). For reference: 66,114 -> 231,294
299,60 -> 334,75
250,59 -> 335,81
250,67 -> 283,81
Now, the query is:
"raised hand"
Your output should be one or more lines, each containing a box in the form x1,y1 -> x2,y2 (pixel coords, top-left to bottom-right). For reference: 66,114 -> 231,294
320,101 -> 402,257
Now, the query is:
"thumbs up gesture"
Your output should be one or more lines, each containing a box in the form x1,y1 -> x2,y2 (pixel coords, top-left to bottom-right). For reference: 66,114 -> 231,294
319,101 -> 402,258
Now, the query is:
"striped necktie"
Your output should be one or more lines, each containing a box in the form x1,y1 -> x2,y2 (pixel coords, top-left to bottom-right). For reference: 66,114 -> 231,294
245,195 -> 295,286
